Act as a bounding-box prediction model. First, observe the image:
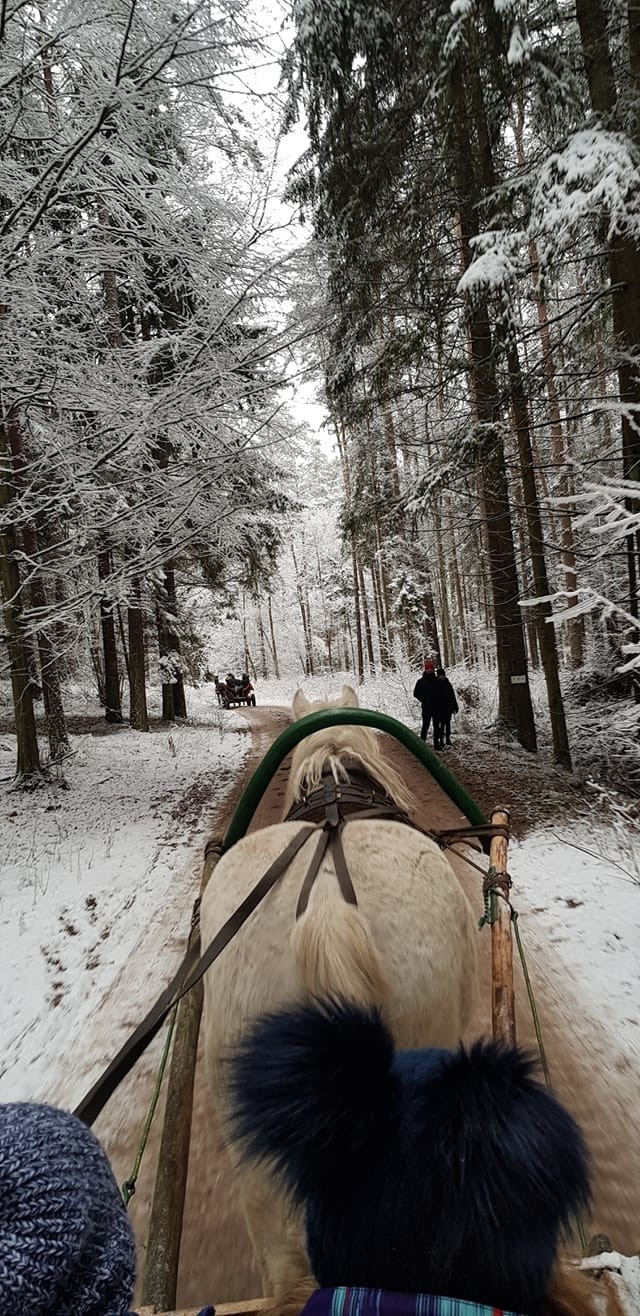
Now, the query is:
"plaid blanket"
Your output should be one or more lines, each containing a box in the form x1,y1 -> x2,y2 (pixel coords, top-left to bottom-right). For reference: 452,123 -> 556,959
301,1288 -> 522,1316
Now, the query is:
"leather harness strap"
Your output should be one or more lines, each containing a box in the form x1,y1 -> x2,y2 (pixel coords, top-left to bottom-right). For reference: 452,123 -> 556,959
330,826 -> 358,907
295,827 -> 331,918
287,763 -> 502,856
286,759 -> 412,828
295,823 -> 359,920
432,823 -> 509,845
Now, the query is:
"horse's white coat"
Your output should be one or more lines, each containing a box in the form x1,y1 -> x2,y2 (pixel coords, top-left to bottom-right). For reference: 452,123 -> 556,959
200,687 -> 478,1295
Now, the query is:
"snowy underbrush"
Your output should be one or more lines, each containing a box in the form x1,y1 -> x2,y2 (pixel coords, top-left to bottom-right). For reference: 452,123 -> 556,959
565,686 -> 640,800
563,660 -> 632,707
0,680 -> 248,746
0,689 -> 249,1104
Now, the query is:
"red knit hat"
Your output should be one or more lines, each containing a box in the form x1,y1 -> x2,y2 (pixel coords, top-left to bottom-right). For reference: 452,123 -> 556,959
423,660 -> 435,672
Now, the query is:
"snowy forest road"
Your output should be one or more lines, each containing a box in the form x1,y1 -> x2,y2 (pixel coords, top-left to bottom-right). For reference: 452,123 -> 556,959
98,707 -> 639,1310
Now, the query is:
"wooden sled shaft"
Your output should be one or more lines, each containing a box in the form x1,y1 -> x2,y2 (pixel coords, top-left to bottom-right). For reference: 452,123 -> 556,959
137,1302 -> 270,1316
489,806 -> 515,1045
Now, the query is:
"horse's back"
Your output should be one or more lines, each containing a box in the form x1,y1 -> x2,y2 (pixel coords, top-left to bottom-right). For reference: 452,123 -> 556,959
200,819 -> 478,1063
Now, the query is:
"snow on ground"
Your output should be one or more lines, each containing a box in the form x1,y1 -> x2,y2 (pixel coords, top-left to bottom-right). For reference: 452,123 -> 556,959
0,687 -> 250,1105
512,823 -> 640,1064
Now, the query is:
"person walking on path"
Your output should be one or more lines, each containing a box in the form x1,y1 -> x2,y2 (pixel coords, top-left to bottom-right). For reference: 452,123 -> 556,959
436,667 -> 459,746
413,659 -> 448,749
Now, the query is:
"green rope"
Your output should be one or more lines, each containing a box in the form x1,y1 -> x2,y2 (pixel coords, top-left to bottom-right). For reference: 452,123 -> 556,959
477,866 -> 502,928
121,1003 -> 178,1207
510,910 -> 552,1089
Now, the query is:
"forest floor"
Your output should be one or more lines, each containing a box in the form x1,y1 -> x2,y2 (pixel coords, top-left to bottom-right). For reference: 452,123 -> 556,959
1,686 -> 639,1310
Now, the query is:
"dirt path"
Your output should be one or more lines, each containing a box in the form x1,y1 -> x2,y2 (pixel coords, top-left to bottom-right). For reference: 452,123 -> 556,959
99,707 -> 639,1311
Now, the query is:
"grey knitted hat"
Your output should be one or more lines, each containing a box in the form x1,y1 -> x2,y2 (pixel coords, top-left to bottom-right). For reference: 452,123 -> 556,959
0,1102 -> 136,1316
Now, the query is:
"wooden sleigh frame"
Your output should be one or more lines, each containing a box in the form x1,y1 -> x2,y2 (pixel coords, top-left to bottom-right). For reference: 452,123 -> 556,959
133,711 -> 515,1316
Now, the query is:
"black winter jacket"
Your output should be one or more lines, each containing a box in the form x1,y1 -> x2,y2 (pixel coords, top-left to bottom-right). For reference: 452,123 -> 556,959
413,673 -> 449,716
438,676 -> 459,716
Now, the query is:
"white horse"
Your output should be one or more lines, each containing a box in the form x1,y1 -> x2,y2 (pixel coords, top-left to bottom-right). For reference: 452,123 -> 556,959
200,685 -> 479,1296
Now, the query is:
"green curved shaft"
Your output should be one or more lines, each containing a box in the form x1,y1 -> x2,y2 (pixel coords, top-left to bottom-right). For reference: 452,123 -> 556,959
223,708 -> 487,851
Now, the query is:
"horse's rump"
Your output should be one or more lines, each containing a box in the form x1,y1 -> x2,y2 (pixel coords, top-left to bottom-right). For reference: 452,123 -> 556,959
200,818 -> 478,1060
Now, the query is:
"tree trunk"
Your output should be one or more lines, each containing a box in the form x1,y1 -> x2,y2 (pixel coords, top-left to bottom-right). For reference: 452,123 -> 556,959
511,107 -> 585,666
267,594 -> 280,679
462,296 -> 537,746
156,595 -> 175,722
304,591 -> 315,675
575,0 -> 640,614
128,577 -> 149,731
454,69 -> 537,749
434,507 -> 454,665
0,415 -> 42,780
358,558 -> 376,673
422,575 -> 442,666
6,405 -> 67,763
156,563 -> 186,722
291,543 -> 314,676
97,550 -> 122,722
375,535 -> 395,669
508,343 -> 572,766
370,564 -> 386,667
314,536 -> 333,673
445,496 -> 471,664
256,604 -> 269,679
242,595 -> 250,676
25,539 -> 69,760
90,633 -> 105,704
351,540 -> 365,683
165,564 -> 186,718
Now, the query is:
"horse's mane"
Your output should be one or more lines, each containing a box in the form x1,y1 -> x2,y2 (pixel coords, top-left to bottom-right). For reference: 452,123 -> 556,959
285,688 -> 414,818
266,1267 -> 599,1316
287,739 -> 415,816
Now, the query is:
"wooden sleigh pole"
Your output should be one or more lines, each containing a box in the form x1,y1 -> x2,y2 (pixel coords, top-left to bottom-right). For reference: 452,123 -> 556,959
488,806 -> 515,1044
141,843 -> 223,1312
137,1303 -> 271,1316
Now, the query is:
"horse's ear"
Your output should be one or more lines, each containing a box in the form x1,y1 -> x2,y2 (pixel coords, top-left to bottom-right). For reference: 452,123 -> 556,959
228,998 -> 394,1200
292,688 -> 310,719
340,684 -> 359,708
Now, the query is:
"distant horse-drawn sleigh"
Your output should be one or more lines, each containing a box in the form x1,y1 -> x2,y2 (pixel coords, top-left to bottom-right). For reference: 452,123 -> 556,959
214,672 -> 257,709
71,686 -> 628,1316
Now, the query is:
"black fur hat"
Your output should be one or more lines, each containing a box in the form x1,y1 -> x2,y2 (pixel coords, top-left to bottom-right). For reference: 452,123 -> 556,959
229,998 -> 589,1313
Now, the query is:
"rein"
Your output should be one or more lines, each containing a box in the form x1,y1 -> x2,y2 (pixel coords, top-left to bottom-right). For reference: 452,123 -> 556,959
73,825 -> 317,1127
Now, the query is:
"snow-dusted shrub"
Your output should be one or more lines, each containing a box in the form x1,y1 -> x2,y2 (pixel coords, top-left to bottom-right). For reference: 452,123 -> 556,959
567,699 -> 640,798
563,662 -> 631,706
